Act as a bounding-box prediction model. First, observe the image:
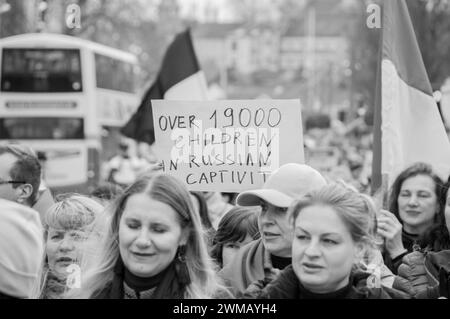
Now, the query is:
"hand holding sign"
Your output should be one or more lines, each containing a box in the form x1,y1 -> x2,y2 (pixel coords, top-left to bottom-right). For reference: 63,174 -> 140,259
377,209 -> 406,258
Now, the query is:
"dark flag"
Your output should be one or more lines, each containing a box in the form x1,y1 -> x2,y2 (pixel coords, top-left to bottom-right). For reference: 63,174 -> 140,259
121,29 -> 208,144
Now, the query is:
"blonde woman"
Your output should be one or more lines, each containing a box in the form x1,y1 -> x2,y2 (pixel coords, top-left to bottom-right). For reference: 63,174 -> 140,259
251,184 -> 410,299
40,194 -> 106,299
70,174 -> 230,299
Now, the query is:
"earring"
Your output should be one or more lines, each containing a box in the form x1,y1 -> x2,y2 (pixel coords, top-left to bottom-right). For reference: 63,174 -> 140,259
175,245 -> 191,286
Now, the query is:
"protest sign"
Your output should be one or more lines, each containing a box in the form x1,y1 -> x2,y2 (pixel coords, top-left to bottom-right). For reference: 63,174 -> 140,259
152,99 -> 305,192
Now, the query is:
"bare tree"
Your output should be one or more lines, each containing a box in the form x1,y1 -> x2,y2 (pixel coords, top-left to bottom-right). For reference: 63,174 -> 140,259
0,0 -> 37,37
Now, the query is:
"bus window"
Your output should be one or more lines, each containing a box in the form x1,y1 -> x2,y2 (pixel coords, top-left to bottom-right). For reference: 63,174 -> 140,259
1,48 -> 82,92
95,54 -> 135,93
0,118 -> 84,139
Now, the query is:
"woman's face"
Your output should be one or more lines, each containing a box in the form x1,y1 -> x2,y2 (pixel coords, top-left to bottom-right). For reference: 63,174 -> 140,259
46,228 -> 87,276
221,233 -> 254,268
258,201 -> 294,258
444,189 -> 450,233
397,175 -> 438,234
119,193 -> 186,277
292,204 -> 361,294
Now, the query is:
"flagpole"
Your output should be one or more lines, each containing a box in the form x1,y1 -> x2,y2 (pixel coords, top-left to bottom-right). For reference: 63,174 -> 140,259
220,54 -> 228,97
372,13 -> 389,212
306,4 -> 316,111
371,1 -> 383,196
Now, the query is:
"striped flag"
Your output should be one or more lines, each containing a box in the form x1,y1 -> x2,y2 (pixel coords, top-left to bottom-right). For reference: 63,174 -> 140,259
121,29 -> 208,144
372,0 -> 450,191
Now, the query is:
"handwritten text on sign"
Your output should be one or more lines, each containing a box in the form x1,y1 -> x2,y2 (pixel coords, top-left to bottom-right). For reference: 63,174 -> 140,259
152,100 -> 305,192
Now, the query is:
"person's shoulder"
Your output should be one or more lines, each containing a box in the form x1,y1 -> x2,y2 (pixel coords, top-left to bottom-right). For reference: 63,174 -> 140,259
424,250 -> 450,285
397,250 -> 427,279
355,285 -> 412,299
403,250 -> 426,265
425,250 -> 450,265
254,265 -> 298,299
351,271 -> 412,299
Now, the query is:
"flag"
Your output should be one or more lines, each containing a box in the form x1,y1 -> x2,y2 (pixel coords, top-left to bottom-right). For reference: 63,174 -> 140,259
371,0 -> 450,192
121,29 -> 208,144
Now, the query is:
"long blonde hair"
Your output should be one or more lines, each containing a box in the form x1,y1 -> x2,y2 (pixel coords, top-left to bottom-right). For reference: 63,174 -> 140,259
69,174 -> 229,299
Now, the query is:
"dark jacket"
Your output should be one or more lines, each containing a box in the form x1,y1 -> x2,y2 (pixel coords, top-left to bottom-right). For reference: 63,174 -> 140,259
397,250 -> 430,295
245,265 -> 411,299
41,271 -> 67,299
383,230 -> 418,274
398,250 -> 450,298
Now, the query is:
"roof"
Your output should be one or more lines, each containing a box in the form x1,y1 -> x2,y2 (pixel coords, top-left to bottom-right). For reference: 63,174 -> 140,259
0,33 -> 137,63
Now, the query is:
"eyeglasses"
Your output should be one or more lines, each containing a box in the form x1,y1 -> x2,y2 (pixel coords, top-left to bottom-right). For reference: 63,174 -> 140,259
0,180 -> 26,185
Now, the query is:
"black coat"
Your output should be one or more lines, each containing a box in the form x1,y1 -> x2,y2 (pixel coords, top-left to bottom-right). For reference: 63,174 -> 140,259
246,265 -> 411,299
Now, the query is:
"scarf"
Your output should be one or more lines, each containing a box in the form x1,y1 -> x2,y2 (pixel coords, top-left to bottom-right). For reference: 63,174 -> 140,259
260,265 -> 359,299
95,256 -> 187,299
42,270 -> 67,299
124,266 -> 168,292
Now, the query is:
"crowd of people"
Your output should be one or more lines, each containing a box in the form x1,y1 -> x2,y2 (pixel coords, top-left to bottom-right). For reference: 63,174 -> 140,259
1,141 -> 450,299
304,115 -> 373,193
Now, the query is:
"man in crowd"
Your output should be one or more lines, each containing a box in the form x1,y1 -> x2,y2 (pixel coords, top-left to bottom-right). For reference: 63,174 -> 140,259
0,199 -> 44,299
0,143 -> 54,221
220,163 -> 327,294
0,144 -> 41,208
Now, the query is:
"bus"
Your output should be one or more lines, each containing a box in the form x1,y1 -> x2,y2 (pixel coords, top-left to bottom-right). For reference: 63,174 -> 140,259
0,33 -> 139,193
